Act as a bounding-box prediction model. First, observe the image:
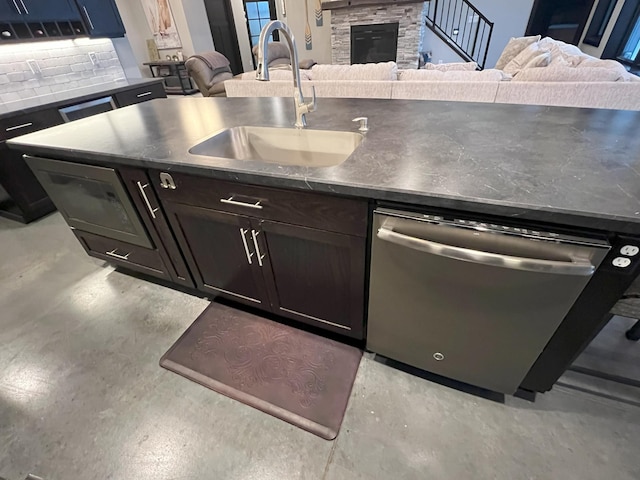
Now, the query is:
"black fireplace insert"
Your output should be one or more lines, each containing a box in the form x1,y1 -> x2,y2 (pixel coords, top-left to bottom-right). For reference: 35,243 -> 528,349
350,23 -> 399,64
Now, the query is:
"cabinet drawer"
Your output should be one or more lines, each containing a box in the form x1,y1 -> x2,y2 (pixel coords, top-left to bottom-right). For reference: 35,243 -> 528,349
0,109 -> 63,141
73,230 -> 170,280
153,172 -> 369,237
114,82 -> 166,107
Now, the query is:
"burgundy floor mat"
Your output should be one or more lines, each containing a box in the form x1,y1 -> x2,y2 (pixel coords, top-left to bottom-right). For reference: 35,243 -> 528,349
160,302 -> 362,440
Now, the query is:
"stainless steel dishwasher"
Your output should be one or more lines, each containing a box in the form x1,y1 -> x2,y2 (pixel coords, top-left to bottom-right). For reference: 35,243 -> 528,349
367,208 -> 610,394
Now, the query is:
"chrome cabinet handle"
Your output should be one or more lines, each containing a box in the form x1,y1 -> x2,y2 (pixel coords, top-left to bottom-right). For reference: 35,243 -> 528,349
106,249 -> 130,260
240,228 -> 254,265
136,91 -> 152,98
11,0 -> 21,14
136,181 -> 159,219
6,122 -> 33,132
19,0 -> 28,14
251,229 -> 265,267
377,225 -> 595,276
82,6 -> 95,30
220,196 -> 263,209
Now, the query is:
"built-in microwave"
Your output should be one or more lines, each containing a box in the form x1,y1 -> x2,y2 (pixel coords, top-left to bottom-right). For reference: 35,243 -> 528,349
24,155 -> 153,248
58,96 -> 116,123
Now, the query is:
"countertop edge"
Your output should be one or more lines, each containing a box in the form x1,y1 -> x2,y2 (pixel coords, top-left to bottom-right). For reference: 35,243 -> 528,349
9,141 -> 638,236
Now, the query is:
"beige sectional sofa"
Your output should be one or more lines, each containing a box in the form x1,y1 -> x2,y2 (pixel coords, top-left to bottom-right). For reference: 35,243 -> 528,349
225,37 -> 640,111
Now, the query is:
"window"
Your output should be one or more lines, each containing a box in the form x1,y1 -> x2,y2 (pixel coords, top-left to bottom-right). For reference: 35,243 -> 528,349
618,6 -> 640,66
244,0 -> 278,53
584,0 -> 617,47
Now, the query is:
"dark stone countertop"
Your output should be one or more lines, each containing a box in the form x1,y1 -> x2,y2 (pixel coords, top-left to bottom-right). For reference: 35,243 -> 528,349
7,96 -> 640,234
0,78 -> 164,120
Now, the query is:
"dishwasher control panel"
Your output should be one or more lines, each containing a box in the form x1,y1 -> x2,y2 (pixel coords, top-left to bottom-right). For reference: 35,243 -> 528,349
417,213 -> 607,247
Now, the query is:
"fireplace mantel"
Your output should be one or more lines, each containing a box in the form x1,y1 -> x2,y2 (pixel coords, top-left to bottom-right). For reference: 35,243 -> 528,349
322,0 -> 424,11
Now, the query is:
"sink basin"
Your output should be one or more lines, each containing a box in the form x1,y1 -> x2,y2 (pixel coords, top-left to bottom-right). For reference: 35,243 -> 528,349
188,126 -> 364,168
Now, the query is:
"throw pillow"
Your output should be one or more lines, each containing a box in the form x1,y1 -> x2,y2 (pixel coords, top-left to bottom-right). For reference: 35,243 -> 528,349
513,66 -> 624,82
495,35 -> 541,70
503,43 -> 550,75
524,51 -> 552,69
425,61 -> 478,71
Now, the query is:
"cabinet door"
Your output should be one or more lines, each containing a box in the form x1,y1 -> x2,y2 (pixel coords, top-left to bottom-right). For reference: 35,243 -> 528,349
76,0 -> 124,37
21,0 -> 80,21
0,142 -> 54,222
256,220 -> 366,339
165,203 -> 270,308
0,0 -> 23,22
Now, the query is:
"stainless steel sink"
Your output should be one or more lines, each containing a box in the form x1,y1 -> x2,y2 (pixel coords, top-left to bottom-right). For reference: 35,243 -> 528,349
188,126 -> 364,168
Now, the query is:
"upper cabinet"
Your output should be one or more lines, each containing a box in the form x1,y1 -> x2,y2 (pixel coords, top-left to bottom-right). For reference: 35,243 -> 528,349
75,0 -> 125,38
0,0 -> 124,40
19,0 -> 81,21
0,1 -> 24,22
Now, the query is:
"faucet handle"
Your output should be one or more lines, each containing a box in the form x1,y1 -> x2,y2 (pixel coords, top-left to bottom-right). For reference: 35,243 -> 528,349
307,85 -> 317,112
352,116 -> 368,132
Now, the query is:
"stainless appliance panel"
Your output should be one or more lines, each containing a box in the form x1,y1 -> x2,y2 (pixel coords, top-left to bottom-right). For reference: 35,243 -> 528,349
25,156 -> 153,248
58,96 -> 116,122
367,209 -> 610,394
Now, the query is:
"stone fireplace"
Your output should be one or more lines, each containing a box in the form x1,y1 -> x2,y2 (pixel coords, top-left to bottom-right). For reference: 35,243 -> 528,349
327,1 -> 428,69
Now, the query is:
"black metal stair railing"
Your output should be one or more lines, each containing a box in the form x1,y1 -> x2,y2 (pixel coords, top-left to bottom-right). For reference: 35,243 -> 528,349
424,0 -> 494,70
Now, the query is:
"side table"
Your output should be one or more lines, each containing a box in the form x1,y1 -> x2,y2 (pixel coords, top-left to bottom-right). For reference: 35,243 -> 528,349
143,61 -> 198,95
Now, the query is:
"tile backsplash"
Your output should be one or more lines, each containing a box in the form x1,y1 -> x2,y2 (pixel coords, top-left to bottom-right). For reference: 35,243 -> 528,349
0,38 -> 125,103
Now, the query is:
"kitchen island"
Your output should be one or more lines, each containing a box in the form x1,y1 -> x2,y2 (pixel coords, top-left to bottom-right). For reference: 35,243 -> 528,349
8,96 -> 640,394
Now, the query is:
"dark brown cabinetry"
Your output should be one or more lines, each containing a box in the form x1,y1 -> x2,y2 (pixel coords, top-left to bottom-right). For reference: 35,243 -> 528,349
0,109 -> 63,222
154,171 -> 368,339
113,82 -> 166,108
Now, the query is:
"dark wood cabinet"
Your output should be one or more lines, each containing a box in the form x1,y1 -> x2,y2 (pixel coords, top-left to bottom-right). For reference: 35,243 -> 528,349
165,203 -> 270,307
0,1 -> 23,22
153,171 -> 368,339
75,0 -> 124,38
258,220 -> 366,338
0,109 -> 62,222
113,82 -> 166,108
0,142 -> 55,222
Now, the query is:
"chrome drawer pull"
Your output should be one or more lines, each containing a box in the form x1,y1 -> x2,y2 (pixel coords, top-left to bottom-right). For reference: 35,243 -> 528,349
220,196 -> 263,209
82,6 -> 95,30
106,249 -> 130,260
6,122 -> 33,132
136,181 -> 159,219
136,91 -> 152,98
19,0 -> 28,14
240,228 -> 253,265
11,0 -> 21,14
251,229 -> 265,267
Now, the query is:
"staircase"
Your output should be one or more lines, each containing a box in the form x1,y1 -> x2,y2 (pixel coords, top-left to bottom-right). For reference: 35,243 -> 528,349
424,0 -> 494,70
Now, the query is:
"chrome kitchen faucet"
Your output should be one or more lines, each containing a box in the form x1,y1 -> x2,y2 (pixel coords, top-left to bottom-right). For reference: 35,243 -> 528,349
256,20 -> 316,128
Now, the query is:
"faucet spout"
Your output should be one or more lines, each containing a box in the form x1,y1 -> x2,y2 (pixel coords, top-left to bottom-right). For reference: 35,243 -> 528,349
256,20 -> 316,128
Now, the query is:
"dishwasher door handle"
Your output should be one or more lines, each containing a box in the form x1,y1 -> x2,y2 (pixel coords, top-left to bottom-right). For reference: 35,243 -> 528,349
377,226 -> 595,276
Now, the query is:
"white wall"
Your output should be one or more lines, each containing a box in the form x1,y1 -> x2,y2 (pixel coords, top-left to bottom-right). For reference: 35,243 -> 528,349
422,0 -> 534,67
113,0 -> 215,77
578,0 -> 625,58
275,0 -> 333,64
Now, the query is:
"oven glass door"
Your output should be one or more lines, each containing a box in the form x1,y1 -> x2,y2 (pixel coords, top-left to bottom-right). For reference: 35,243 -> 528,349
25,156 -> 153,248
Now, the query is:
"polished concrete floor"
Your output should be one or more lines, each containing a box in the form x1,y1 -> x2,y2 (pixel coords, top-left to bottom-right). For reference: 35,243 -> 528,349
1,213 -> 640,480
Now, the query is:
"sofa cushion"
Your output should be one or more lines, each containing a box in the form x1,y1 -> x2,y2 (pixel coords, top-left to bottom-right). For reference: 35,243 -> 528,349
503,43 -> 551,75
539,37 -> 591,67
391,81 -> 500,103
311,62 -> 398,81
513,66 -> 625,82
443,69 -> 510,81
424,61 -> 478,71
495,35 -> 541,70
398,69 -> 445,81
239,69 -> 312,81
